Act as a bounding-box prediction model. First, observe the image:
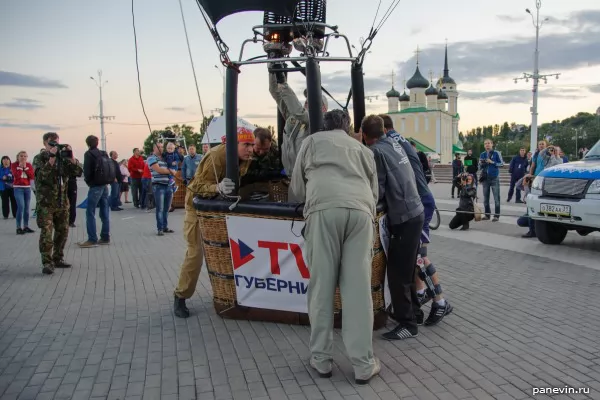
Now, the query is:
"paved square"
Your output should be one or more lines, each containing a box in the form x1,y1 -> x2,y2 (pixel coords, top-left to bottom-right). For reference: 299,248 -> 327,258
1,183 -> 598,399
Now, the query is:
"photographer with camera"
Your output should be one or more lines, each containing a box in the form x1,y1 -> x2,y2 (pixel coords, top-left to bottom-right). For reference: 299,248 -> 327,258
32,132 -> 83,274
449,173 -> 477,231
79,135 -> 114,248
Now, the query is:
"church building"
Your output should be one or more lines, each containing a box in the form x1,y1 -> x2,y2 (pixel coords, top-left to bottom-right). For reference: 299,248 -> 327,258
385,44 -> 461,164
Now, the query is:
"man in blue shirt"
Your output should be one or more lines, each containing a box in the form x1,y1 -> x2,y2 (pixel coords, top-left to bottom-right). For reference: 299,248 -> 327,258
479,139 -> 504,221
181,144 -> 202,185
380,115 -> 453,332
507,147 -> 528,203
147,142 -> 176,236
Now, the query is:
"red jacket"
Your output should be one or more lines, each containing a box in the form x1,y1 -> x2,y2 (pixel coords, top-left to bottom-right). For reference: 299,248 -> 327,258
128,155 -> 145,179
11,162 -> 34,187
142,162 -> 152,179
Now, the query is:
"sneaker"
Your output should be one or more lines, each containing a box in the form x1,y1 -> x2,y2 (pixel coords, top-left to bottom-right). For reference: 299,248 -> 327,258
416,312 -> 424,326
98,239 -> 110,245
355,358 -> 381,385
69,223 -> 76,228
23,227 -> 35,233
42,264 -> 54,275
157,230 -> 164,236
111,208 -> 123,212
424,301 -> 453,326
460,224 -> 470,230
481,216 -> 490,221
54,259 -> 72,268
522,231 -> 535,238
382,324 -> 418,341
309,358 -> 332,378
163,228 -> 174,233
492,217 -> 499,222
78,240 -> 98,248
173,296 -> 190,318
515,200 -> 524,204
16,228 -> 24,235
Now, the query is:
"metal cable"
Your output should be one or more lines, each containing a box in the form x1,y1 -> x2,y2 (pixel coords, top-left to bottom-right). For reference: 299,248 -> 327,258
131,0 -> 153,136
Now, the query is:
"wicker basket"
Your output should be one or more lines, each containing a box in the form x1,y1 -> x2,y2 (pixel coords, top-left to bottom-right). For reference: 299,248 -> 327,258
268,180 -> 290,203
197,207 -> 388,329
171,171 -> 186,209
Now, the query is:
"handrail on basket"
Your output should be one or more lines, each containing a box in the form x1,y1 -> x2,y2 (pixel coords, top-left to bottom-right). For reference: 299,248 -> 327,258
193,196 -> 387,217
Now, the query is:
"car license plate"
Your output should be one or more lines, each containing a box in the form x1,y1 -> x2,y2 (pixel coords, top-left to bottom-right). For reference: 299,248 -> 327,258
540,203 -> 571,216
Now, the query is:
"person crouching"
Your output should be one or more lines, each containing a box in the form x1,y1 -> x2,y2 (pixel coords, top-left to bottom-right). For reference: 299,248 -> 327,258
449,173 -> 477,231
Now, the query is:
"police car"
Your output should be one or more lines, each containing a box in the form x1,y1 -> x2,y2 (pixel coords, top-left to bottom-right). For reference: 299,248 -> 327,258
527,139 -> 600,245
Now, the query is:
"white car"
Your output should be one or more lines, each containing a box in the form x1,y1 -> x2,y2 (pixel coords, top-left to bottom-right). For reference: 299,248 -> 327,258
527,140 -> 600,245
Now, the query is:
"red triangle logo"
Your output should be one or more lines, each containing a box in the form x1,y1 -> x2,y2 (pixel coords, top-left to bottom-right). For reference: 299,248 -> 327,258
230,238 -> 255,270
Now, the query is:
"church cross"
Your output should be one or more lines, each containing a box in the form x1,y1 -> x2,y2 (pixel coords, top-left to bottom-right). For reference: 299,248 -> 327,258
391,70 -> 395,87
414,45 -> 421,64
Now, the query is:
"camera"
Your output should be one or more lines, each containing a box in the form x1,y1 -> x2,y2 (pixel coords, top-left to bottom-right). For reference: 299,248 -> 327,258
48,140 -> 73,159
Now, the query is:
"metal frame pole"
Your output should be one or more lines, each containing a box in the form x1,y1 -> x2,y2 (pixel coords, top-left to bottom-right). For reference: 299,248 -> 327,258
305,57 -> 324,134
225,66 -> 239,195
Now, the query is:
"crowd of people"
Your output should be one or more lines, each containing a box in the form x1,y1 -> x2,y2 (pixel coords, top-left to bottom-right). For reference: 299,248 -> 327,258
0,72 -> 580,386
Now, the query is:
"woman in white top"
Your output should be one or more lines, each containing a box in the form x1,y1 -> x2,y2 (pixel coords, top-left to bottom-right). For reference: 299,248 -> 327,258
119,160 -> 131,204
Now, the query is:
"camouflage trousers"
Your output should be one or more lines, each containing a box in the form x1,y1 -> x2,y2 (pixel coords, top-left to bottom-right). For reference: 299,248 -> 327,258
36,207 -> 69,266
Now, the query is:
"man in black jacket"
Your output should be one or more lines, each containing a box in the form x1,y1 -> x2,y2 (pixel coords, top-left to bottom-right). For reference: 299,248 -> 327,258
463,149 -> 478,186
362,115 -> 425,341
79,135 -> 111,248
109,151 -> 123,211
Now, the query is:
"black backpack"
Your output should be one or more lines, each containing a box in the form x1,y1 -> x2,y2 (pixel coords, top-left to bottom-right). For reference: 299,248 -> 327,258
93,150 -> 116,185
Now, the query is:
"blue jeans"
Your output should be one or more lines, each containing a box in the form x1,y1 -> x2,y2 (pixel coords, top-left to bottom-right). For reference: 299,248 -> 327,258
86,185 -> 110,242
141,178 -> 151,208
110,182 -> 121,209
517,214 -> 536,234
482,176 -> 501,218
14,187 -> 31,229
153,184 -> 172,231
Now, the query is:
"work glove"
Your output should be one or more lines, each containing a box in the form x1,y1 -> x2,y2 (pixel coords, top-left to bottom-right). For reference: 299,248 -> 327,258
217,178 -> 235,195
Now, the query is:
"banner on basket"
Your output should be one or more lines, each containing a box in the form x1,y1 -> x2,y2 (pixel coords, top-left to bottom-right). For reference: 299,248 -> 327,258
378,214 -> 392,310
226,216 -> 309,313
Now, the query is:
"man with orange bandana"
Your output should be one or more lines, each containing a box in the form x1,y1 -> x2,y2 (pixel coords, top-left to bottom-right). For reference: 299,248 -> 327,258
172,127 -> 255,318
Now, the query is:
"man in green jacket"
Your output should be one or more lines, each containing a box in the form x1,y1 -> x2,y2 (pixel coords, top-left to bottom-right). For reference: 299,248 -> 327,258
32,132 -> 83,274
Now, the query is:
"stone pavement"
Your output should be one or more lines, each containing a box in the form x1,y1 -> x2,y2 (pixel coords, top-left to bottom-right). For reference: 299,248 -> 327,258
1,182 -> 599,400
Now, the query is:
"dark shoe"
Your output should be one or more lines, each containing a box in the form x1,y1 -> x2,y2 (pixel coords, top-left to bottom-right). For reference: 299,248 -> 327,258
16,228 -> 24,235
125,201 -> 132,203
506,198 -> 511,202
309,359 -> 332,378
78,240 -> 98,248
111,208 -> 123,211
69,223 -> 76,228
169,207 -> 174,212
481,216 -> 490,221
174,296 -> 190,318
23,227 -> 35,233
460,223 -> 470,230
42,264 -> 54,275
522,231 -> 535,238
424,301 -> 453,326
163,228 -> 174,233
492,217 -> 499,222
98,239 -> 110,245
416,311 -> 424,326
157,230 -> 164,236
516,200 -> 524,204
54,259 -> 72,268
355,358 -> 381,385
382,324 -> 418,341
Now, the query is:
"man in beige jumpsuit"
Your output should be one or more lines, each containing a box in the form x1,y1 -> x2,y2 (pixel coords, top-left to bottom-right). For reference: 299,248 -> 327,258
290,110 -> 381,385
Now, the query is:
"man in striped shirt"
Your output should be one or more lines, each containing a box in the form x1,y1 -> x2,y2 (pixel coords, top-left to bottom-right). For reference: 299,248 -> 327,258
147,142 -> 176,236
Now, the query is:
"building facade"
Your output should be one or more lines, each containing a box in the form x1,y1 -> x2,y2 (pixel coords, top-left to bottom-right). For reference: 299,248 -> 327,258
385,44 -> 460,164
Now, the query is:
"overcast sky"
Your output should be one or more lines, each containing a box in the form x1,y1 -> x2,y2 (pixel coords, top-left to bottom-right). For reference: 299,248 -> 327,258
1,0 -> 599,159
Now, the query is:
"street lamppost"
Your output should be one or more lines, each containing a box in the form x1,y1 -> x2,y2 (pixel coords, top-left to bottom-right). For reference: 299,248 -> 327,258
214,65 -> 226,116
513,0 -> 560,155
89,70 -> 115,152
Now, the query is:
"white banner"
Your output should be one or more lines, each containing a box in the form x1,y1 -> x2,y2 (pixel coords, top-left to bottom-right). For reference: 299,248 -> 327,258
378,214 -> 392,310
226,216 -> 309,313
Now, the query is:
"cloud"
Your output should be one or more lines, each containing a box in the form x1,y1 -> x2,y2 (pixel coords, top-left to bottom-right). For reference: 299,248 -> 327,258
460,87 -> 588,104
241,113 -> 278,119
164,106 -> 187,112
590,84 -> 600,94
0,71 -> 68,89
393,9 -> 600,85
0,122 -> 60,130
0,98 -> 44,110
496,15 -> 526,23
